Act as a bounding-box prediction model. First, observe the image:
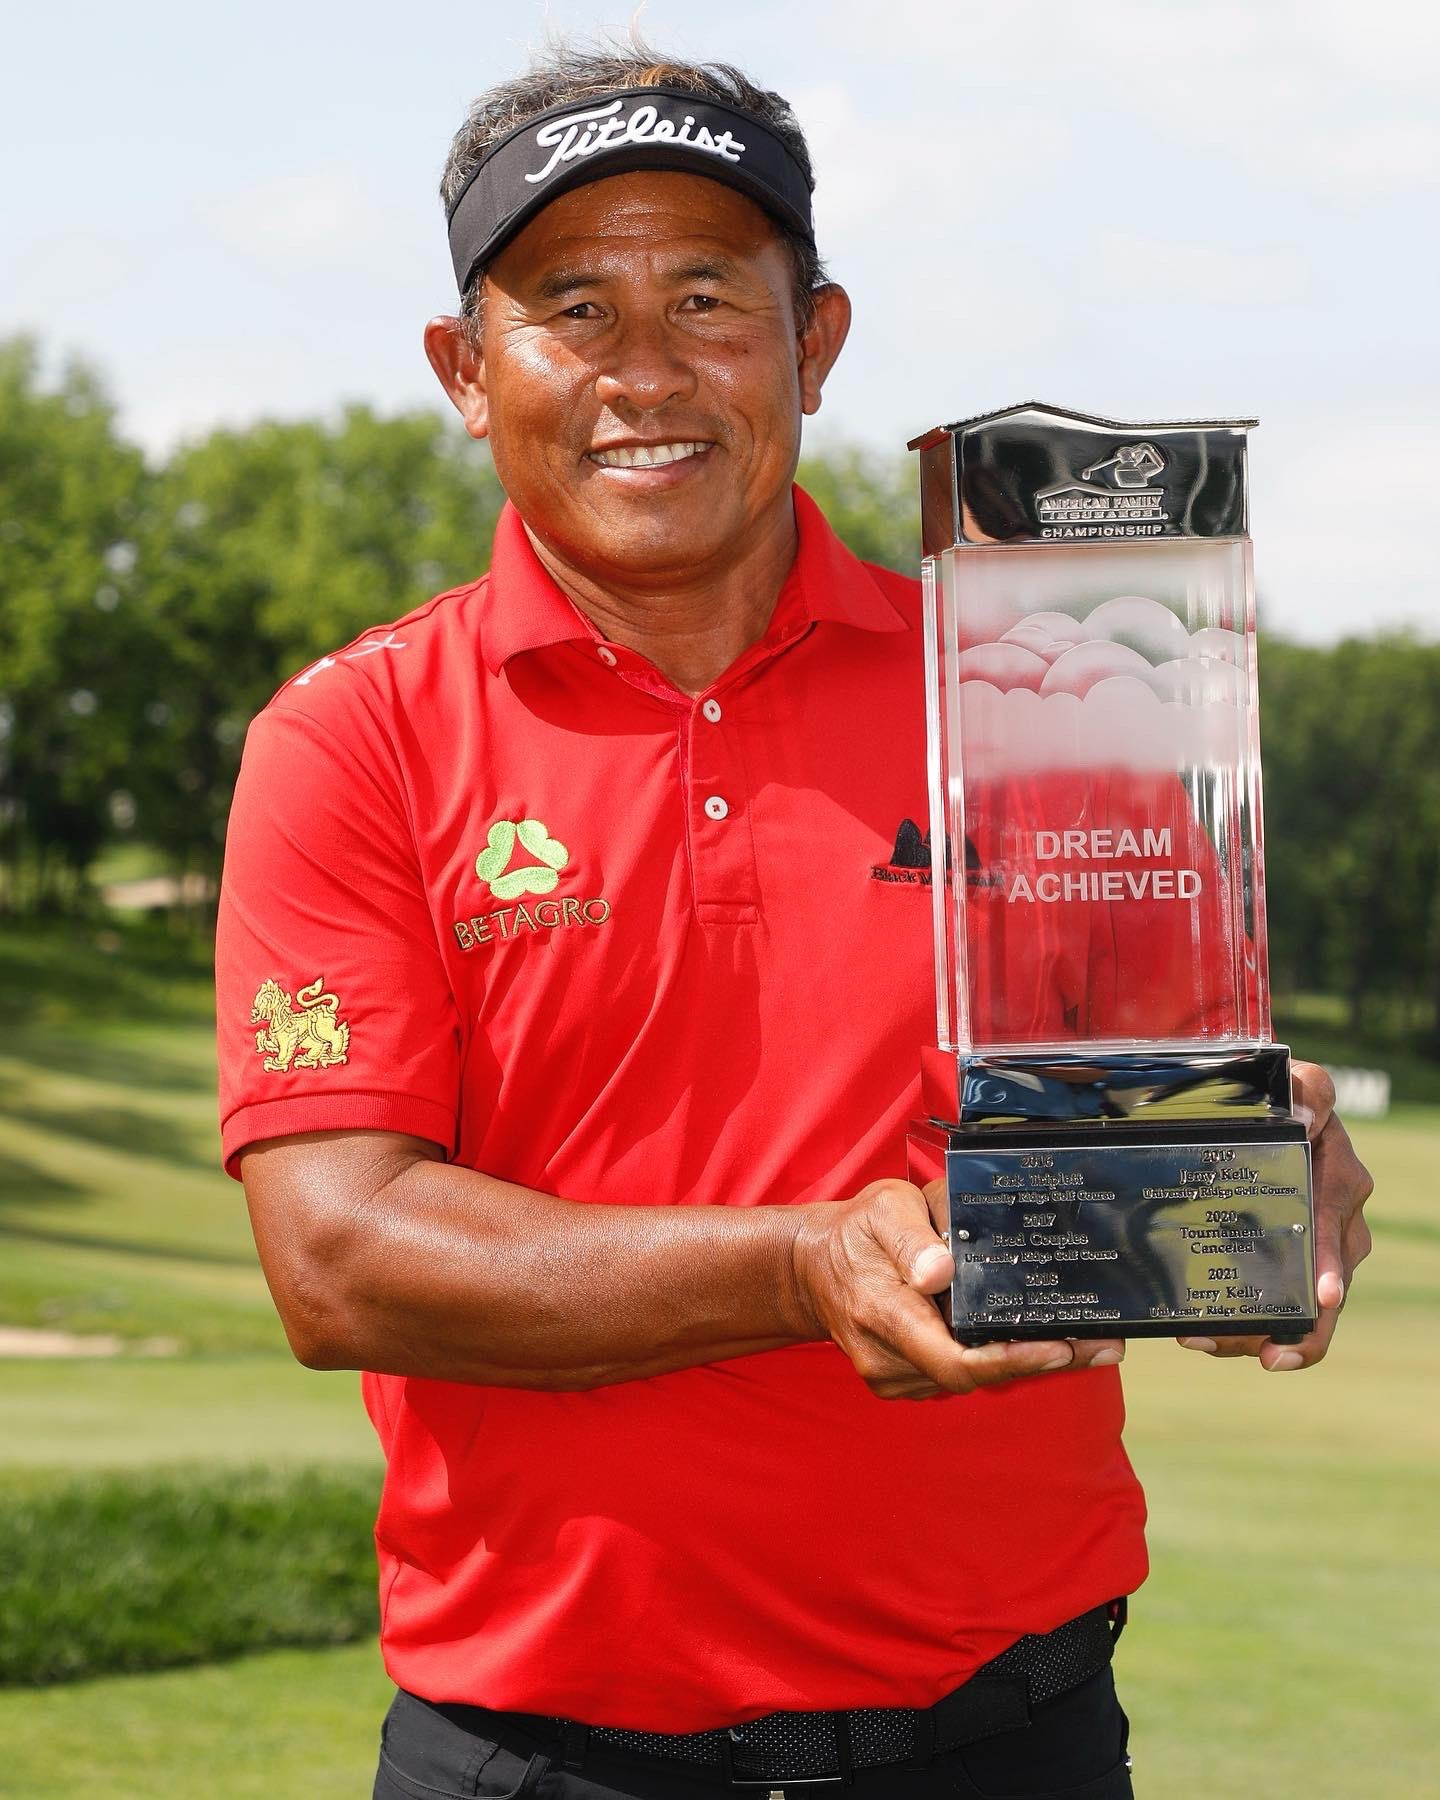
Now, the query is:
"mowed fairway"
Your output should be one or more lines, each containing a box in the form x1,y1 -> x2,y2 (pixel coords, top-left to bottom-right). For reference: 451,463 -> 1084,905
1,934 -> 1435,1797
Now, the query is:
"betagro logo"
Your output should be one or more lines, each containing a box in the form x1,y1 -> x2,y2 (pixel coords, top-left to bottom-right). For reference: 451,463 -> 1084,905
475,818 -> 568,898
454,818 -> 611,952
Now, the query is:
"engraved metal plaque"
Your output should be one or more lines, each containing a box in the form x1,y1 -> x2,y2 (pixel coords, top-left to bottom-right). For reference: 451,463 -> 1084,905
942,1135 -> 1314,1342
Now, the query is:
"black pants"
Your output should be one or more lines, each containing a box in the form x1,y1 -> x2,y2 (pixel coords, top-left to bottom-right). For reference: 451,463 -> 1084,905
373,1670 -> 1133,1799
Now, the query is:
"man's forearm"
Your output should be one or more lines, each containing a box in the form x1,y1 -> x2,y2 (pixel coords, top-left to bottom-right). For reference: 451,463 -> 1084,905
243,1136 -> 817,1387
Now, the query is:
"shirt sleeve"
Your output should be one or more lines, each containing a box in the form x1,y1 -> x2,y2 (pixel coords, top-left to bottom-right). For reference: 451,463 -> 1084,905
216,701 -> 461,1177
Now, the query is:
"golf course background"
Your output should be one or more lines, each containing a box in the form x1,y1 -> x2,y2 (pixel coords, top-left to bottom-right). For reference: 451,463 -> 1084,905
0,916 -> 1436,1798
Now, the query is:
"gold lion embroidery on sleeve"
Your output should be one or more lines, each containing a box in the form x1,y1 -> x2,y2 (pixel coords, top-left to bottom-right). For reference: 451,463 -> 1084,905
250,977 -> 351,1072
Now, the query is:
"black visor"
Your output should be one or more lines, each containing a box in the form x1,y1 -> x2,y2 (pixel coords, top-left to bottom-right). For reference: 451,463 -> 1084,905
446,85 -> 816,296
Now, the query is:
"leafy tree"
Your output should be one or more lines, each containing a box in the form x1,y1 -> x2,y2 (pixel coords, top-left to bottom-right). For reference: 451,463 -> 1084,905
124,408 -> 506,893
0,338 -> 146,910
797,444 -> 918,574
1261,632 -> 1440,1034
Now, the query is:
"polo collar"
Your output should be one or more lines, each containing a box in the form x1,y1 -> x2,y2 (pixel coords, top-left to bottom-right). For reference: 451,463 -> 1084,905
480,486 -> 909,676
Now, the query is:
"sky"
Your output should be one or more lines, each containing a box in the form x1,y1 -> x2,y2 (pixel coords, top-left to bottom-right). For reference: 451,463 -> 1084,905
3,0 -> 1436,642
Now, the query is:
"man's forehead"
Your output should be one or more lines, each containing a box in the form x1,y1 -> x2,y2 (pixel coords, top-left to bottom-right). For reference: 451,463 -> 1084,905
494,170 -> 780,275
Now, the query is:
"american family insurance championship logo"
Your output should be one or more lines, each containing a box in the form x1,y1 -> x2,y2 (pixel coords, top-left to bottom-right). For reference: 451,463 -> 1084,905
455,818 -> 611,951
1035,441 -> 1171,538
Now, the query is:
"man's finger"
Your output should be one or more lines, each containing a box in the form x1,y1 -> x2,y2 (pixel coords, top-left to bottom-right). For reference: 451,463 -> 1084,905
953,1336 -> 1127,1388
1177,1311 -> 1339,1371
954,1338 -> 1073,1387
1311,1142 -> 1347,1309
858,1284 -> 1098,1394
921,1175 -> 950,1240
872,1191 -> 955,1295
1177,1333 -> 1265,1358
851,1284 -> 981,1394
1311,1111 -> 1374,1307
1344,1209 -> 1373,1278
1292,1060 -> 1336,1141
1257,1309 -> 1338,1370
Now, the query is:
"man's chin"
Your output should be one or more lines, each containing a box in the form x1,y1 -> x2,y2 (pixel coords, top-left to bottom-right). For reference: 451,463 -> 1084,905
573,516 -> 736,580
557,487 -> 750,579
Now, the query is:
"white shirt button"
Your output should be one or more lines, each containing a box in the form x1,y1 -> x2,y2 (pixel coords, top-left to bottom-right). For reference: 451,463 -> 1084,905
701,699 -> 723,723
596,645 -> 618,667
703,795 -> 729,821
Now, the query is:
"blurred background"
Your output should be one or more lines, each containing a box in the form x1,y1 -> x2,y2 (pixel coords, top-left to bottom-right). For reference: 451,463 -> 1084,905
1,3 -> 1436,1795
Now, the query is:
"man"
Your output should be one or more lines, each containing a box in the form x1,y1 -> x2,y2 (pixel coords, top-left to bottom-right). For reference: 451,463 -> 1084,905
216,46 -> 1374,1800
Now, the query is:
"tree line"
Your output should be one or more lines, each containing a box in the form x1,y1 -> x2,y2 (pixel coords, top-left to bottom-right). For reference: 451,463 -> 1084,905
2,336 -> 1437,1037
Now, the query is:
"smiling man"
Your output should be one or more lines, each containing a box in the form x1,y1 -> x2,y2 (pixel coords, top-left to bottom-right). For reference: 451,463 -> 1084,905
215,43 -> 1373,1800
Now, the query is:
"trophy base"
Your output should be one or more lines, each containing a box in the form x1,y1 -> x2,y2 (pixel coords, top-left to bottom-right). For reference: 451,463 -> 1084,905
908,1118 -> 1315,1346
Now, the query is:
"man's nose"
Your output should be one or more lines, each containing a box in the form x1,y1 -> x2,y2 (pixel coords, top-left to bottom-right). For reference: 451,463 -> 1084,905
592,313 -> 699,413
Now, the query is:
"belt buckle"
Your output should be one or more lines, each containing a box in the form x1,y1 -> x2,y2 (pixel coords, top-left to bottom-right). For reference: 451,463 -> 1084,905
720,1714 -> 849,1789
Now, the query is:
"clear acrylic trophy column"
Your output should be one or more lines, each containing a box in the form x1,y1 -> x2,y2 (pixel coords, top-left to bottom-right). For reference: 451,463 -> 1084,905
907,404 -> 1315,1345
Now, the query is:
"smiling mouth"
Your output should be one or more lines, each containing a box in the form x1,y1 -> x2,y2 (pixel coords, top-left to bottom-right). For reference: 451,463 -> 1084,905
587,441 -> 713,469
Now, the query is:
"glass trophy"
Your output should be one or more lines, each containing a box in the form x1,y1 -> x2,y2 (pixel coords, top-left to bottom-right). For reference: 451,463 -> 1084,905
906,404 -> 1315,1346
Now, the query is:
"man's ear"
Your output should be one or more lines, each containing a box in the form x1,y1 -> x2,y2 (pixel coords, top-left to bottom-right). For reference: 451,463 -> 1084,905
424,315 -> 490,440
797,283 -> 852,418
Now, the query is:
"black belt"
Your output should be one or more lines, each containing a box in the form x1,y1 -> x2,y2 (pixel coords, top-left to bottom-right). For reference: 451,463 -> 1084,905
436,1600 -> 1125,1790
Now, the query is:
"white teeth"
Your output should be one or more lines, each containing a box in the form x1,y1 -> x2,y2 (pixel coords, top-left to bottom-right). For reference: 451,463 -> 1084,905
590,442 -> 708,468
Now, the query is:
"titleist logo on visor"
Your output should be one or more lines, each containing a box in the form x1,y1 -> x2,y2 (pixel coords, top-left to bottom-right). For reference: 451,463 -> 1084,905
526,98 -> 747,184
445,85 -> 813,296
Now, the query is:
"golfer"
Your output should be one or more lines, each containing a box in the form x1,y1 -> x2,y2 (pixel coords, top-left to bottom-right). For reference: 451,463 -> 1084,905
216,42 -> 1373,1800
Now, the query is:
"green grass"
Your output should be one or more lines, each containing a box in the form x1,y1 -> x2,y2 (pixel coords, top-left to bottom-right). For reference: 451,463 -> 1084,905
1116,1104 -> 1440,1795
0,1640 -> 393,1800
0,1357 -> 376,1472
0,920 -> 285,1353
0,1465 -> 382,1686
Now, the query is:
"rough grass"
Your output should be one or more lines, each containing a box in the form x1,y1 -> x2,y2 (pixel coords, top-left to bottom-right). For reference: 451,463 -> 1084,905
0,920 -> 283,1354
0,1464 -> 382,1687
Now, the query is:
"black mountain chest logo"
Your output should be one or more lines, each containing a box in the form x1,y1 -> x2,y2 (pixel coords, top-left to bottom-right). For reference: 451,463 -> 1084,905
870,823 -> 991,888
871,819 -> 933,886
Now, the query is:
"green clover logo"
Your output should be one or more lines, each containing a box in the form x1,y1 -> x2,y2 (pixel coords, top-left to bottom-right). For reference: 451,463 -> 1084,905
475,818 -> 569,899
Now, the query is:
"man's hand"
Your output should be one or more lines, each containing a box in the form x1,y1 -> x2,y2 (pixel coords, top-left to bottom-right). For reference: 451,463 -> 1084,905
789,1178 -> 1125,1400
1177,1061 -> 1374,1371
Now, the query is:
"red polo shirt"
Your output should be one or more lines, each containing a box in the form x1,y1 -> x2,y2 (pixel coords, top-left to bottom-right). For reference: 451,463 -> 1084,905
216,489 -> 1146,1731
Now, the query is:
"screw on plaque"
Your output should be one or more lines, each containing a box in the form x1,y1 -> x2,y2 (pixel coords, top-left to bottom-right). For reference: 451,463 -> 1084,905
955,1230 -> 971,1241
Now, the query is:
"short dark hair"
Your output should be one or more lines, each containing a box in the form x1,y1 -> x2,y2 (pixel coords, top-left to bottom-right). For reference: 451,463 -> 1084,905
440,33 -> 829,340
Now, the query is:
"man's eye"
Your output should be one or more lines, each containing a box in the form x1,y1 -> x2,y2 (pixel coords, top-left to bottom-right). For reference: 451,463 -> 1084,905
680,294 -> 723,312
560,302 -> 601,320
